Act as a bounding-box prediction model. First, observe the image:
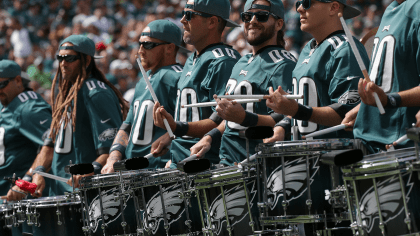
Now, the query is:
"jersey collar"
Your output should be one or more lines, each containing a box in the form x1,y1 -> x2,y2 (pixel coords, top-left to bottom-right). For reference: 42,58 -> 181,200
311,30 -> 345,49
254,45 -> 281,56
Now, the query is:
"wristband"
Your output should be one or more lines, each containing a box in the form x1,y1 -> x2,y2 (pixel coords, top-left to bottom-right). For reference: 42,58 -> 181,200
22,174 -> 32,182
109,143 -> 126,155
292,104 -> 313,121
43,137 -> 54,147
240,111 -> 259,127
92,161 -> 103,175
204,128 -> 222,146
34,165 -> 46,173
174,121 -> 189,137
385,93 -> 401,109
275,117 -> 291,136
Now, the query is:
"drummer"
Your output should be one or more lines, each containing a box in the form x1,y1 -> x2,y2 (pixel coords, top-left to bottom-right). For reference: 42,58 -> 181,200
189,0 -> 296,165
102,20 -> 188,173
341,0 -> 420,153
266,0 -> 368,143
0,60 -> 52,202
29,35 -> 127,196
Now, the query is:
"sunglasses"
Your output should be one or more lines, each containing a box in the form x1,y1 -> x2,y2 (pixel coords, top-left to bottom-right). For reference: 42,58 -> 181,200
139,41 -> 170,50
56,54 -> 81,63
296,0 -> 332,11
241,11 -> 279,23
0,77 -> 15,89
182,10 -> 213,21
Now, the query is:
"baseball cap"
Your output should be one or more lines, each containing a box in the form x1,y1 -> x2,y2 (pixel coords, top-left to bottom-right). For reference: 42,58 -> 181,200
244,0 -> 285,20
184,0 -> 240,27
0,60 -> 31,84
317,0 -> 361,19
141,20 -> 190,52
59,35 -> 104,59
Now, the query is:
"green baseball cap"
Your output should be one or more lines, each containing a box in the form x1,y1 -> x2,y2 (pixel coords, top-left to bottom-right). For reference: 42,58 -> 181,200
184,0 -> 240,27
59,35 -> 104,59
244,0 -> 285,20
0,60 -> 31,84
141,20 -> 190,52
314,0 -> 361,19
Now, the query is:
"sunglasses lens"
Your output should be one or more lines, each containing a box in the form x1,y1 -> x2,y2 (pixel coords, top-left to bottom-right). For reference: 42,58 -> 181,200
241,12 -> 252,22
182,11 -> 192,21
255,12 -> 269,22
0,81 -> 8,89
140,42 -> 157,50
303,0 -> 310,9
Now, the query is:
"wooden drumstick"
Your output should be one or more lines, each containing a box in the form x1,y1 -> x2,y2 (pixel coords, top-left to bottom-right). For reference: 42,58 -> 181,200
216,94 -> 303,100
31,169 -> 68,183
302,124 -> 348,139
338,13 -> 385,115
136,58 -> 175,139
182,99 -> 261,108
179,154 -> 198,164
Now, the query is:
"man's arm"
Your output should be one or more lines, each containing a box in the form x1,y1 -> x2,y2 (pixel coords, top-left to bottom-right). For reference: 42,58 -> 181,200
101,129 -> 129,174
31,145 -> 54,197
190,121 -> 226,157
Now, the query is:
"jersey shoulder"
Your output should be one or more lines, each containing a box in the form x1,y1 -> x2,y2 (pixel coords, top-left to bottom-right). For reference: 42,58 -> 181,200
201,44 -> 241,63
13,91 -> 50,109
159,64 -> 184,87
258,47 -> 297,73
403,0 -> 420,20
82,78 -> 114,98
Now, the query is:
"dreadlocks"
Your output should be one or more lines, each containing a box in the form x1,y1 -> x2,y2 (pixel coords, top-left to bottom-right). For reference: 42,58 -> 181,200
50,53 -> 129,142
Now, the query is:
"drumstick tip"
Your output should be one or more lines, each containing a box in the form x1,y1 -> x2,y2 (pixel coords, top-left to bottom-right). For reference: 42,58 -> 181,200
338,13 -> 343,18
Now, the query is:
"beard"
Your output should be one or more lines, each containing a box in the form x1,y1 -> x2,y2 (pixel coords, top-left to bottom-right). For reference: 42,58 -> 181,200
245,23 -> 276,46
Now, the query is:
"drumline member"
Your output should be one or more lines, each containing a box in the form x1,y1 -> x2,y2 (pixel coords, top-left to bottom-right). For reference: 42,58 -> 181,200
266,0 -> 370,141
342,0 -> 420,153
30,35 -> 128,196
0,60 -> 51,201
190,0 -> 297,165
153,0 -> 241,168
102,20 -> 188,173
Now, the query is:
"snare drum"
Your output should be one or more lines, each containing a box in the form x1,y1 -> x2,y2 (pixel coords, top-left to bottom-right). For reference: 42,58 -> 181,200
130,168 -> 202,236
342,147 -> 420,236
0,200 -> 12,236
193,165 -> 259,236
19,195 -> 83,236
256,139 -> 354,231
79,171 -> 139,236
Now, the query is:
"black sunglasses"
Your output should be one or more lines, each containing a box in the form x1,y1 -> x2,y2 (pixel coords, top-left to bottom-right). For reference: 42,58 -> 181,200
241,11 -> 279,23
0,77 -> 15,89
182,10 -> 213,21
56,54 -> 81,63
296,0 -> 332,11
139,41 -> 170,50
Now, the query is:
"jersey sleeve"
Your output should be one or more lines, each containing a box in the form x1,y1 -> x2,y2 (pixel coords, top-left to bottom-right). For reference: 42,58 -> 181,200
85,91 -> 123,154
326,43 -> 369,112
19,100 -> 52,146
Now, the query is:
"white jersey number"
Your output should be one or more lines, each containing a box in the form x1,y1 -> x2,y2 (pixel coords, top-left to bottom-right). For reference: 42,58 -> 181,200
292,77 -> 318,134
131,100 -> 154,145
0,127 -> 5,166
55,115 -> 73,154
226,80 -> 254,130
369,35 -> 395,93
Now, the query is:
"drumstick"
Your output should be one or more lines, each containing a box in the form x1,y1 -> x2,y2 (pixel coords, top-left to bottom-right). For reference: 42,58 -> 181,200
240,151 -> 261,164
0,196 -> 6,199
302,124 -> 347,139
179,154 -> 198,164
136,58 -> 175,139
392,134 -> 408,146
182,99 -> 261,108
338,13 -> 385,115
216,94 -> 303,100
31,170 -> 68,183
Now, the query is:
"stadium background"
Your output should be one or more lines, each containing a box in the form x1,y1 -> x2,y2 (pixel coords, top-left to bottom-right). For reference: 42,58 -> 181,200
0,0 -> 389,103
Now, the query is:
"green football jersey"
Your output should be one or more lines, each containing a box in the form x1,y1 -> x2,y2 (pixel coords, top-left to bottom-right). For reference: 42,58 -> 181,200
291,31 -> 370,139
0,91 -> 51,195
124,64 -> 182,169
170,43 -> 240,168
354,0 -> 420,153
219,46 -> 297,165
50,77 -> 122,196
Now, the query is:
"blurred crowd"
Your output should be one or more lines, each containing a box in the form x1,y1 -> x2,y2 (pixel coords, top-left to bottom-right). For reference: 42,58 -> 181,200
0,0 -> 392,103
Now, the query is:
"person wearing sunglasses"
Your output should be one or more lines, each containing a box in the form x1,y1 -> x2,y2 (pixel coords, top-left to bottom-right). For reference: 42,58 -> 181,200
102,20 -> 189,173
188,0 -> 296,166
27,35 -> 128,196
340,0 -> 420,155
153,0 -> 241,168
266,0 -> 369,142
0,60 -> 51,235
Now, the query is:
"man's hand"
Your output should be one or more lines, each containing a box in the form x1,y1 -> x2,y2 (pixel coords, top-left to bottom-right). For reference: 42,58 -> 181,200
7,185 -> 28,201
190,135 -> 212,158
358,78 -> 387,107
153,102 -> 176,131
215,95 -> 246,123
32,174 -> 46,198
101,152 -> 122,174
67,173 -> 94,188
341,104 -> 361,131
266,86 -> 299,116
151,133 -> 172,157
263,126 -> 285,143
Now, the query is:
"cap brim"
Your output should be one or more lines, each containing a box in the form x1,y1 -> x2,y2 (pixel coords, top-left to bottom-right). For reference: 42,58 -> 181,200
20,72 -> 31,82
226,19 -> 240,28
343,5 -> 361,19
